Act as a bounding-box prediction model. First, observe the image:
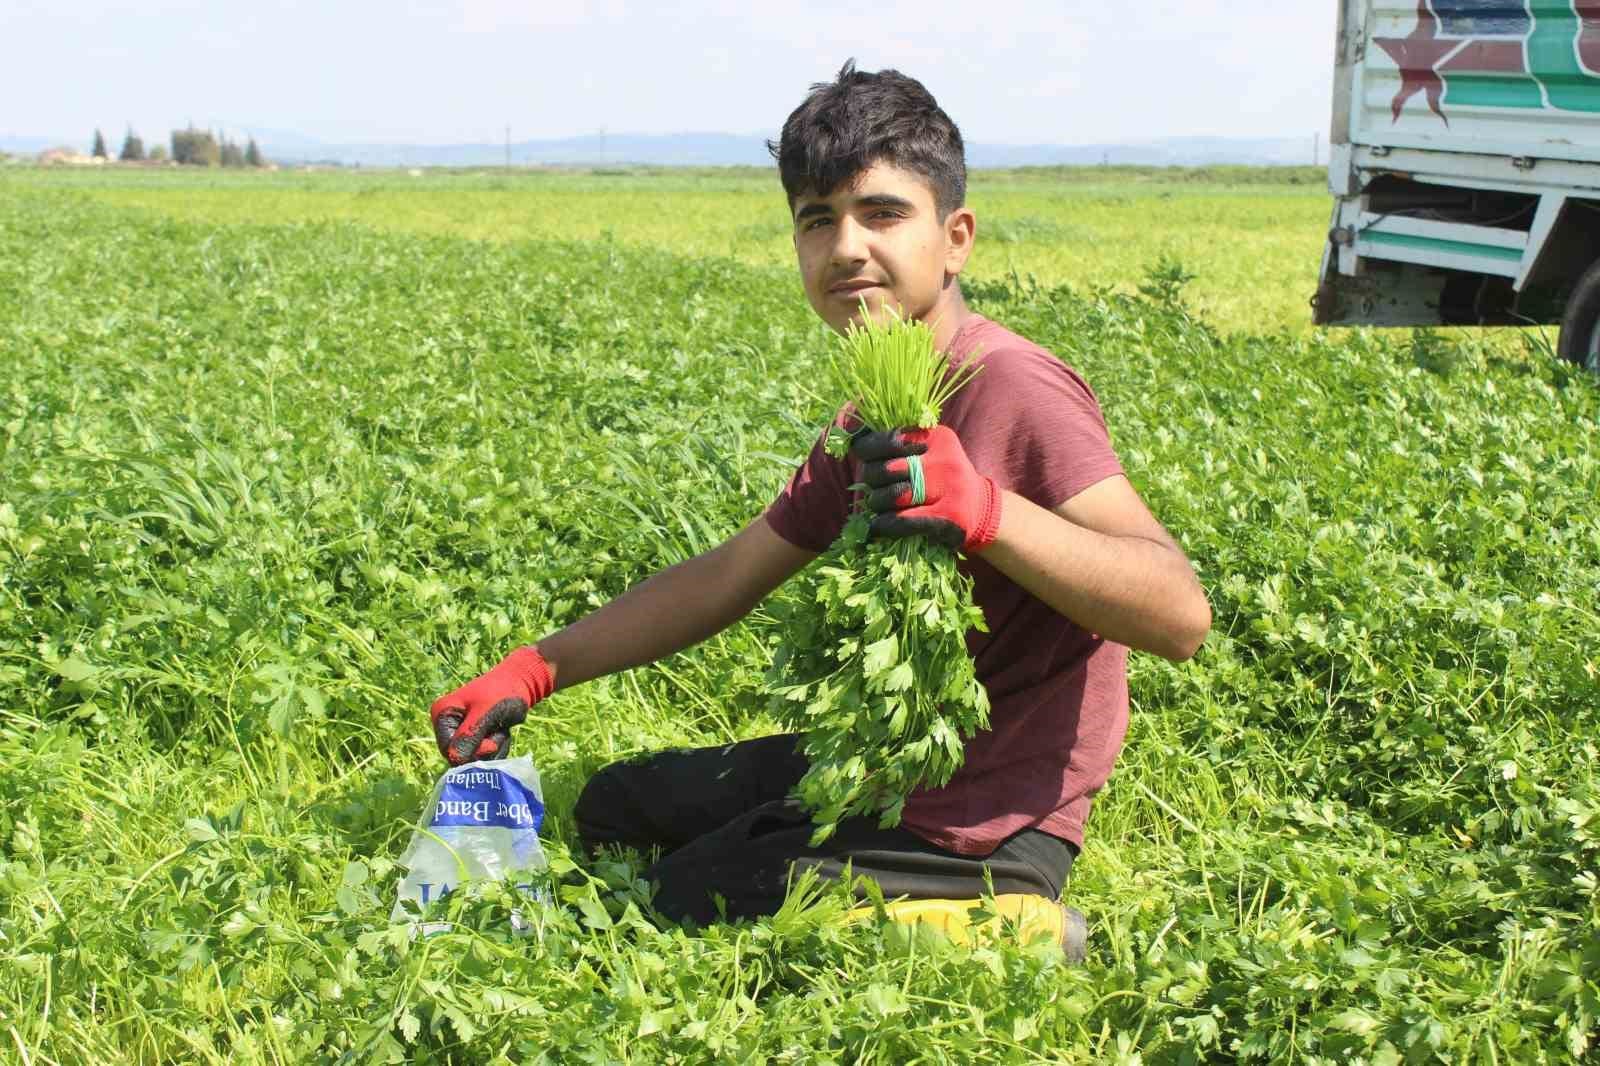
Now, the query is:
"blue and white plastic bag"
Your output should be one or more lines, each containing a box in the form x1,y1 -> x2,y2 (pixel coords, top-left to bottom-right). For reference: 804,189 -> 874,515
392,755 -> 548,928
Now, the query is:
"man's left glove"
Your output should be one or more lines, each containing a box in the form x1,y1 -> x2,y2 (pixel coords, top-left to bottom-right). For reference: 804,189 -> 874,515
429,645 -> 554,766
852,426 -> 1002,552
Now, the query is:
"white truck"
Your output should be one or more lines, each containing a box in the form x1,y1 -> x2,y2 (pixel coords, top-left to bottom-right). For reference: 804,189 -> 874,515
1316,0 -> 1600,370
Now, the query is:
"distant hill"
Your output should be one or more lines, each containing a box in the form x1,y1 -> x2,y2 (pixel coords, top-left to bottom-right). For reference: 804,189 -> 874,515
968,136 -> 1317,168
1,130 -> 1319,169
312,132 -> 773,168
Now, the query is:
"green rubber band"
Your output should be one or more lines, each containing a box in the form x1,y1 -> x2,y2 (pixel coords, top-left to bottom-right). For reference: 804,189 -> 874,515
906,454 -> 927,506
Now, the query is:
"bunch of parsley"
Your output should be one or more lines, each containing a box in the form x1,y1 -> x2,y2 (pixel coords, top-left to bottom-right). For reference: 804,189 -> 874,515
768,311 -> 990,844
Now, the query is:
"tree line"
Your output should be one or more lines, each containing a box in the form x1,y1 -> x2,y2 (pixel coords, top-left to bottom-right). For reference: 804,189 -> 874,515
92,126 -> 266,167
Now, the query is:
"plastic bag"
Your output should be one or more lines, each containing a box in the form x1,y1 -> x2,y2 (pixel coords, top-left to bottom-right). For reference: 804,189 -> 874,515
392,755 -> 548,929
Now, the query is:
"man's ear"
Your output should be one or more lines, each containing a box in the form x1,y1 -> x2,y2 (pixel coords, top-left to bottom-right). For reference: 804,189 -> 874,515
943,206 -> 976,278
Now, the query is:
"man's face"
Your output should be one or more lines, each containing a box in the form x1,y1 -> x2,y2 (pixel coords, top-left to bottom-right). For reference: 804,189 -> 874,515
791,161 -> 974,335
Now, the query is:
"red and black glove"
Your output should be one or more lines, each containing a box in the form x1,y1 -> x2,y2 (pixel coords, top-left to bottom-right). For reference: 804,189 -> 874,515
852,426 -> 1002,552
429,645 -> 554,766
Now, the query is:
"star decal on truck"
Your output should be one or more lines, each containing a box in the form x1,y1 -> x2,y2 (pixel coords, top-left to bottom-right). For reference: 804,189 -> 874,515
1373,0 -> 1463,123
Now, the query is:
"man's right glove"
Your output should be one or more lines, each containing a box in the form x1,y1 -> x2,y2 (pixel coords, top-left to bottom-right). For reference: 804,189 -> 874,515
429,645 -> 554,766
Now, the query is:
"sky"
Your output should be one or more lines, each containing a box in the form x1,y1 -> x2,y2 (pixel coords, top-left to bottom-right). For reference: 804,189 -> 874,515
4,1 -> 1338,147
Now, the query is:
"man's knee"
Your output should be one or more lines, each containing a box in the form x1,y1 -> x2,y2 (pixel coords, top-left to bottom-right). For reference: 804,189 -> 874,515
572,761 -> 638,855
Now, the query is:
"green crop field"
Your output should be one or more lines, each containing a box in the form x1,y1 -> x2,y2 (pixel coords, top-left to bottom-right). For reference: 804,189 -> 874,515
1,167 -> 1597,1064
2,165 -> 1329,334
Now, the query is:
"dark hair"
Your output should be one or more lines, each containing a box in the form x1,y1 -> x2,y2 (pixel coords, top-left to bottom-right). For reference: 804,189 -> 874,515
767,59 -> 966,217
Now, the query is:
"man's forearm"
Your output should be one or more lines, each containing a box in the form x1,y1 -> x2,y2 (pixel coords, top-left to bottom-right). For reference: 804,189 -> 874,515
535,519 -> 812,691
981,490 -> 1210,660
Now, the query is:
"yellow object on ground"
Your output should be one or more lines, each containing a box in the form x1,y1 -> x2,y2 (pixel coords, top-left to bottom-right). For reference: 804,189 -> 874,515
843,894 -> 1086,960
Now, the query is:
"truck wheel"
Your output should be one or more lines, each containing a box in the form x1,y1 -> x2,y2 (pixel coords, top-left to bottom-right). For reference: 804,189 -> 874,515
1558,259 -> 1600,372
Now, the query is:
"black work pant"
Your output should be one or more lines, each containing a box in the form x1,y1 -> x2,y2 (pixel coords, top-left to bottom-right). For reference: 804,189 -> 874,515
574,732 -> 1075,926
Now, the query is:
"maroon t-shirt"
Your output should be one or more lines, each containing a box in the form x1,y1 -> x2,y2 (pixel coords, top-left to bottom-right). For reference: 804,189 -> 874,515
764,314 -> 1129,855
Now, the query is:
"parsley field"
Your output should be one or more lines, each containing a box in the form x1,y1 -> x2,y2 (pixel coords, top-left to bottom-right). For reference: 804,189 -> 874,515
2,165 -> 1329,334
2,172 -> 1598,1063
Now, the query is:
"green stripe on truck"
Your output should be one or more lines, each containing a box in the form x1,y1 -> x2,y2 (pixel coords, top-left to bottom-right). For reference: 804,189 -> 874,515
1361,231 -> 1525,264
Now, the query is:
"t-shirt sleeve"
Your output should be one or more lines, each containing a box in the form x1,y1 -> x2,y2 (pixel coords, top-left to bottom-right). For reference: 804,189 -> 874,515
763,416 -> 854,552
951,345 -> 1124,511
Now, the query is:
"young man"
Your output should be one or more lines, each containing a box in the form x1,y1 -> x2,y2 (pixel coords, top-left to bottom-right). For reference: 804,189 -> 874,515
429,61 -> 1210,932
